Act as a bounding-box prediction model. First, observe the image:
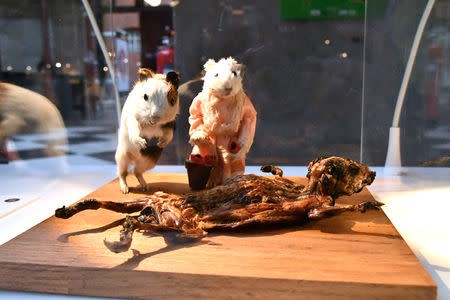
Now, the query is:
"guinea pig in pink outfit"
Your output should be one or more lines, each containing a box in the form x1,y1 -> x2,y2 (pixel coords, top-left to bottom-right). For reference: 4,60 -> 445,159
188,57 -> 257,187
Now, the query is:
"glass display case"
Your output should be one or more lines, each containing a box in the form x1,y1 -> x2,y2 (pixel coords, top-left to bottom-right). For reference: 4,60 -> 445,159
0,0 -> 448,299
362,2 -> 450,300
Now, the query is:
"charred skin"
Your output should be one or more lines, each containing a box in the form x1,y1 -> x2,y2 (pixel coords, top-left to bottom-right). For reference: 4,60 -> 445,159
305,156 -> 376,200
55,156 -> 382,253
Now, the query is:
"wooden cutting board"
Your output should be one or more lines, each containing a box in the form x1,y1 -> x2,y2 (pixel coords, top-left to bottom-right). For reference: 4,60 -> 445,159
0,173 -> 436,299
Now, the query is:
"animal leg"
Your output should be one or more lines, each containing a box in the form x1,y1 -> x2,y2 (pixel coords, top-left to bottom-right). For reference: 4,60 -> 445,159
116,153 -> 131,194
104,209 -> 206,253
102,215 -> 177,253
133,158 -> 156,191
221,161 -> 232,183
216,137 -> 233,183
205,136 -> 232,186
134,171 -> 148,191
229,157 -> 245,178
55,198 -> 148,219
307,200 -> 384,220
119,171 -> 129,194
103,215 -> 138,253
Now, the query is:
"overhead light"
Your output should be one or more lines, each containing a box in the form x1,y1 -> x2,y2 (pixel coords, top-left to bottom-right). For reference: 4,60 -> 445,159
26,66 -> 32,71
55,62 -> 62,68
103,66 -> 108,72
324,39 -> 331,45
6,66 -> 13,71
144,0 -> 161,7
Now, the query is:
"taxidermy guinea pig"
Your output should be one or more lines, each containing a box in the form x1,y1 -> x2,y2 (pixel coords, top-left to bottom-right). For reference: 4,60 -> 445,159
0,82 -> 67,158
115,68 -> 180,194
188,57 -> 257,187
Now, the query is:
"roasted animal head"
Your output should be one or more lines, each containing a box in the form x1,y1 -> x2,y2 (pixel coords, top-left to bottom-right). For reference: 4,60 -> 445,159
306,156 -> 376,199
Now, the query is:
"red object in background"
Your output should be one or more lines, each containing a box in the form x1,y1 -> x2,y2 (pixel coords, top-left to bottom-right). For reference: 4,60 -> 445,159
156,46 -> 174,74
424,44 -> 442,123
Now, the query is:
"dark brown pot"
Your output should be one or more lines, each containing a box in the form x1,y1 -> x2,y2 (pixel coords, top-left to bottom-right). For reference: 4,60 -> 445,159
184,160 -> 213,190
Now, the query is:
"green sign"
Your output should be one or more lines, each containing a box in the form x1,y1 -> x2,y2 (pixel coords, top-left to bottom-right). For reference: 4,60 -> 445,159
281,0 -> 365,20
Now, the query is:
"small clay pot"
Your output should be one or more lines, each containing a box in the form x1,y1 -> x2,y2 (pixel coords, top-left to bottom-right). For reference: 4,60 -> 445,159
185,159 -> 213,190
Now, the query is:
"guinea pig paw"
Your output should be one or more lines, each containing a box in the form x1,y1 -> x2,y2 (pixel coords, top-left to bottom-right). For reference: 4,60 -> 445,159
120,184 -> 129,194
140,183 -> 149,192
190,131 -> 209,143
157,137 -> 169,148
190,131 -> 204,139
132,137 -> 147,149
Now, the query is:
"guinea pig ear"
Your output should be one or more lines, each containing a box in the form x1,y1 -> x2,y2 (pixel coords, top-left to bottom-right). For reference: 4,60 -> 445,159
166,71 -> 180,89
203,59 -> 216,71
138,68 -> 154,82
236,64 -> 245,76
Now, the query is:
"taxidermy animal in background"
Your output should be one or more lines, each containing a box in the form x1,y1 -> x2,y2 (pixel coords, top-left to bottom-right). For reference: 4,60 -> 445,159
115,68 -> 180,193
188,57 -> 257,187
0,82 -> 67,159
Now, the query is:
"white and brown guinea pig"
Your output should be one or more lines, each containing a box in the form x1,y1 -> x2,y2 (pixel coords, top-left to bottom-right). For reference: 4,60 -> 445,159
115,68 -> 180,194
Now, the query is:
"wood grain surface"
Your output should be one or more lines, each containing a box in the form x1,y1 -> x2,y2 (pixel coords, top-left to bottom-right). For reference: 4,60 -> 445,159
0,173 -> 436,299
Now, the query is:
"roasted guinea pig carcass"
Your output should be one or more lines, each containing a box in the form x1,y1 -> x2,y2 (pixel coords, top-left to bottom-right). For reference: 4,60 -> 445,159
55,156 -> 381,253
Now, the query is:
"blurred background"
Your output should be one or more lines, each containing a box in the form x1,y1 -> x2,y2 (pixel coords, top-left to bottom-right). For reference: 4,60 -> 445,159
0,0 -> 449,168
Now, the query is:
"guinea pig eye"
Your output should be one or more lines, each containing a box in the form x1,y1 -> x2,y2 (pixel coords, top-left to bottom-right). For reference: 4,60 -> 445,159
214,73 -> 218,77
232,71 -> 237,76
143,94 -> 149,101
169,97 -> 176,106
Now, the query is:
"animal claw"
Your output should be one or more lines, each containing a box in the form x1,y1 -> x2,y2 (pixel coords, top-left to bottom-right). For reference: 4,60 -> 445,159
103,238 -> 132,253
132,137 -> 147,149
55,206 -> 69,219
120,185 -> 129,194
157,137 -> 169,148
358,200 -> 384,213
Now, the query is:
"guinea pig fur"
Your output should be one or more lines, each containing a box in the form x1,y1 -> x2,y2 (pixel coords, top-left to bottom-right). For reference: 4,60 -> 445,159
202,57 -> 243,98
115,68 -> 180,193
